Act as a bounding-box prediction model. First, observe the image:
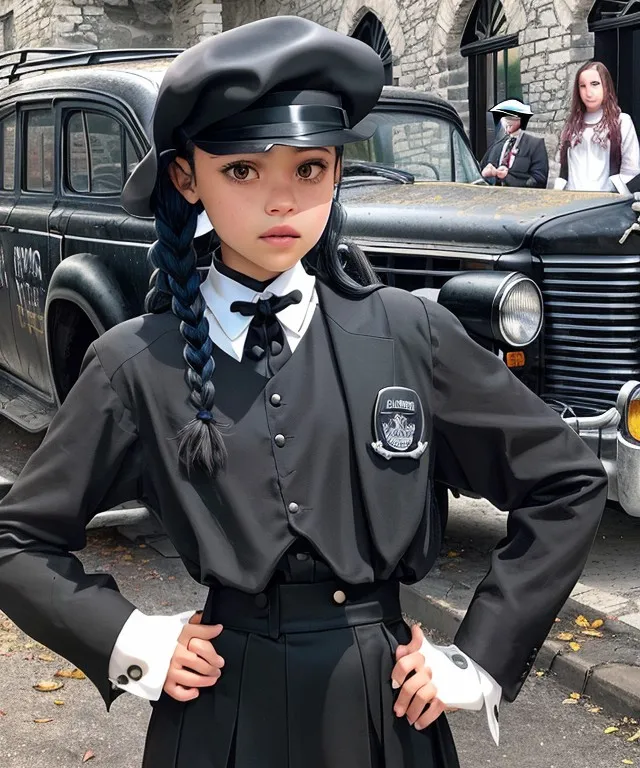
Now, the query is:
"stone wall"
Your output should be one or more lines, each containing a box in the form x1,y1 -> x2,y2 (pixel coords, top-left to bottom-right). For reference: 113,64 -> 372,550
226,0 -> 600,182
173,0 -> 223,47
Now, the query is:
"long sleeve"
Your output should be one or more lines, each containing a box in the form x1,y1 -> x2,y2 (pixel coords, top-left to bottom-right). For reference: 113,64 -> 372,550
424,301 -> 607,701
0,343 -> 142,708
619,113 -> 640,185
109,609 -> 195,700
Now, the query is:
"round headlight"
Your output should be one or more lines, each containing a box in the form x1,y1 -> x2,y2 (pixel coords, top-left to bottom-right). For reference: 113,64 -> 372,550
496,276 -> 543,347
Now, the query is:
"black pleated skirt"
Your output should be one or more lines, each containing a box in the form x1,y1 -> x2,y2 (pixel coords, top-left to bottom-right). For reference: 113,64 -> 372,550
142,580 -> 460,768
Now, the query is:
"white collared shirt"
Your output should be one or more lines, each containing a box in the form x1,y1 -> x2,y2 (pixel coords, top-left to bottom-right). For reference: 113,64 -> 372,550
199,257 -> 318,359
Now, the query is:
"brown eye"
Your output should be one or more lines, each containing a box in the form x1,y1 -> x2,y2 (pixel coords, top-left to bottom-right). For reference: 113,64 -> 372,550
297,161 -> 324,181
233,164 -> 250,180
298,163 -> 313,179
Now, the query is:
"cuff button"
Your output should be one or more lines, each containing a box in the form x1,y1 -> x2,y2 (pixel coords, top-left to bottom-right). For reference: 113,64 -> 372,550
127,665 -> 143,681
116,674 -> 129,686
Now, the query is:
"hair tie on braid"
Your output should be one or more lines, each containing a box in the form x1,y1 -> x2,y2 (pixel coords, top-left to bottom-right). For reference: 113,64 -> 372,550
197,410 -> 214,423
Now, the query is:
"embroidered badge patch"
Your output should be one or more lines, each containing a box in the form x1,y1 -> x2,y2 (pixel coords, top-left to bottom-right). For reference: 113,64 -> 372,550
371,386 -> 428,460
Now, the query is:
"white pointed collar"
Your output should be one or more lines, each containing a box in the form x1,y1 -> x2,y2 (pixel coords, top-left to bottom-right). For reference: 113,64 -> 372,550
199,255 -> 316,361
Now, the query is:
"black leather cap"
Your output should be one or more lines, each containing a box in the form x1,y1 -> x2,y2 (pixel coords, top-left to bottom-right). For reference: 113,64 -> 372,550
122,16 -> 385,218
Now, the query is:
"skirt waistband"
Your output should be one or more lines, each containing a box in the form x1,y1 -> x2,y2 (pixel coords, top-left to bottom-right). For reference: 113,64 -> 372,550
202,580 -> 402,639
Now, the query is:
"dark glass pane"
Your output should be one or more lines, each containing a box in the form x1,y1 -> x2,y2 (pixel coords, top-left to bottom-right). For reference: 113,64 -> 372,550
125,134 -> 139,180
66,112 -> 89,193
86,112 -> 124,193
506,47 -> 523,99
25,110 -> 54,192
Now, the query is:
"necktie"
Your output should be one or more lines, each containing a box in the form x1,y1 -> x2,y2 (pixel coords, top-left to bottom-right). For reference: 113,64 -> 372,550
230,290 -> 302,372
502,136 -> 517,168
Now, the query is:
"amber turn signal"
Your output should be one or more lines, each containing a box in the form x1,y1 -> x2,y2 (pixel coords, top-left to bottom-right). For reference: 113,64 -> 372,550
627,399 -> 640,442
506,351 -> 525,368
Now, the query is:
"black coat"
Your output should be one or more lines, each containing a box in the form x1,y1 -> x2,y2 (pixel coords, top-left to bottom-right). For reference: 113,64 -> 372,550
482,131 -> 549,188
0,282 -> 606,707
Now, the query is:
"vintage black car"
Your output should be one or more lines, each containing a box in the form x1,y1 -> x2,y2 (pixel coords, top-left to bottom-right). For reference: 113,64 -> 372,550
0,48 -> 639,519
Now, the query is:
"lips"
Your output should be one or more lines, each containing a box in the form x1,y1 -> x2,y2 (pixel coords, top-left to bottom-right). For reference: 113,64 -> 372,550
260,225 -> 301,239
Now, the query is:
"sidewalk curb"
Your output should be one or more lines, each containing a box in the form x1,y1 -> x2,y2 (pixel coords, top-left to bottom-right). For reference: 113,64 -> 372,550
400,583 -> 640,720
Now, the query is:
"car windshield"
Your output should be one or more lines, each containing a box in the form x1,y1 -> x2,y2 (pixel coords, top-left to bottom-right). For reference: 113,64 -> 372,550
343,111 -> 482,184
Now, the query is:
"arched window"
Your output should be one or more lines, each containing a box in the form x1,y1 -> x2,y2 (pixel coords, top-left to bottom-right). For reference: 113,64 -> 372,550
589,1 -> 640,134
460,0 -> 522,157
351,12 -> 394,85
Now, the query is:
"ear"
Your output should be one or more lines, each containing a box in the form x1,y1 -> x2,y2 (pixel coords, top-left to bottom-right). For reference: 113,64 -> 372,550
168,156 -> 200,205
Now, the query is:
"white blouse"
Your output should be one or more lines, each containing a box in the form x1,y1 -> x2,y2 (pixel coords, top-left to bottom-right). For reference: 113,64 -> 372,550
555,109 -> 640,192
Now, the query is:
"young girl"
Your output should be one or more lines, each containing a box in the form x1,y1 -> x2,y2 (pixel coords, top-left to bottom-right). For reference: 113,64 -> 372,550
556,60 -> 640,191
0,17 -> 607,768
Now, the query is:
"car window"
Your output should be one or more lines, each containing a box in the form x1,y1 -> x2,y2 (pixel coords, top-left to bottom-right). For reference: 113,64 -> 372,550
1,113 -> 16,191
344,112 -> 456,182
25,109 -> 54,192
65,110 -> 139,195
452,130 -> 482,183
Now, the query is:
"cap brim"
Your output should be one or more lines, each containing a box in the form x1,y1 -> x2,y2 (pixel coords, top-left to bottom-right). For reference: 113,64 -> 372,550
122,117 -> 377,220
121,148 -> 158,219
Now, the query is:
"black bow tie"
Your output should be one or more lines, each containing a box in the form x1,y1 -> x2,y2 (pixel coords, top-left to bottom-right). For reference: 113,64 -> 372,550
230,290 -> 302,361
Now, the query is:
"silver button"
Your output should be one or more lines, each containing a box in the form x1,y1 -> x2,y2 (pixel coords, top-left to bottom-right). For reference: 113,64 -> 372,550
288,502 -> 300,514
270,393 -> 282,406
333,590 -> 347,605
295,553 -> 309,561
274,434 -> 286,447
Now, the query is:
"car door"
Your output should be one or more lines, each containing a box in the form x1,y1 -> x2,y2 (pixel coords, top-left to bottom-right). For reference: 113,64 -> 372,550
0,107 -> 19,375
4,103 -> 57,396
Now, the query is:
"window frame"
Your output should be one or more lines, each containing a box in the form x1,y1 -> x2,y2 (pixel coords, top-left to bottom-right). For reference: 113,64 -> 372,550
21,105 -> 56,195
61,104 -> 139,200
0,106 -> 17,195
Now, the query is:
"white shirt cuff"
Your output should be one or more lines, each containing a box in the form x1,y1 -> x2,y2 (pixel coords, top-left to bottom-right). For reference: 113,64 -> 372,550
419,637 -> 501,745
553,177 -> 568,190
108,609 -> 196,700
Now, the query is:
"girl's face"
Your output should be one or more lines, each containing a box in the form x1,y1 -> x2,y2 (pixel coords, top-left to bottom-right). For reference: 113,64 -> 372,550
172,144 -> 340,281
578,69 -> 604,113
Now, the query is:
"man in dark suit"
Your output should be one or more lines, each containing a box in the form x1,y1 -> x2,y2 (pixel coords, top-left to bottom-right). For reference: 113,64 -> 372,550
481,99 -> 549,188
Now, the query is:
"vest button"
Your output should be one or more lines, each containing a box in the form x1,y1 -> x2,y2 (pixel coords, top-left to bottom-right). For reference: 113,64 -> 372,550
270,393 -> 282,406
295,552 -> 309,561
288,502 -> 300,514
274,434 -> 286,447
254,593 -> 268,608
333,590 -> 347,605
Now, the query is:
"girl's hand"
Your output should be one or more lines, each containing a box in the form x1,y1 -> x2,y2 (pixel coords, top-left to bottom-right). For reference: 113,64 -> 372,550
482,163 -> 497,178
163,613 -> 225,702
496,165 -> 509,180
391,623 -> 447,730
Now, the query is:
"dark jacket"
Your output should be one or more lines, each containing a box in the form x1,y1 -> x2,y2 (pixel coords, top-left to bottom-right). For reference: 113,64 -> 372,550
482,131 -> 549,188
0,282 -> 606,707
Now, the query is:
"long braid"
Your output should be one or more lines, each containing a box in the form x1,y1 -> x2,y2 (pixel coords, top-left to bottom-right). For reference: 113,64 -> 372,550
147,155 -> 227,475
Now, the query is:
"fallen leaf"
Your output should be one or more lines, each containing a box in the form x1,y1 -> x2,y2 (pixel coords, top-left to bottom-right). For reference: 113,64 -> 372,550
82,750 -> 96,762
569,692 -> 581,700
38,654 -> 55,662
628,730 -> 640,743
604,726 -> 620,734
122,554 -> 133,561
138,544 -> 147,549
554,618 -> 561,623
591,618 -> 605,629
562,698 -> 578,704
24,642 -> 36,649
0,710 -> 6,716
446,551 -> 461,558
535,671 -> 545,677
53,700 -> 64,706
581,629 -> 604,638
622,760 -> 633,765
55,668 -> 86,680
33,717 -> 53,723
557,632 -> 574,641
33,681 -> 64,692
589,706 -> 603,713
575,615 -> 591,628
569,642 -> 581,652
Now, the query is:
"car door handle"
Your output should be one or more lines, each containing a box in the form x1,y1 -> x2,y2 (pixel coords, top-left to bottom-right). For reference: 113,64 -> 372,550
0,224 -> 15,232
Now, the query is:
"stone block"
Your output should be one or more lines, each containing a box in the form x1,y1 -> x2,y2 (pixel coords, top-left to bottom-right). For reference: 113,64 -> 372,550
549,50 -> 570,66
538,9 -> 557,27
523,26 -> 548,43
82,7 -> 104,15
571,33 -> 594,48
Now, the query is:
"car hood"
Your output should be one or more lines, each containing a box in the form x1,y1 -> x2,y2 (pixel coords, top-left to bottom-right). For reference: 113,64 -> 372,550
340,181 -> 626,254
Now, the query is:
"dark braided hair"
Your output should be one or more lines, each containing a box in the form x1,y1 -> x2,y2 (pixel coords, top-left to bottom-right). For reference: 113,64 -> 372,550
145,145 -> 227,476
146,142 -> 377,476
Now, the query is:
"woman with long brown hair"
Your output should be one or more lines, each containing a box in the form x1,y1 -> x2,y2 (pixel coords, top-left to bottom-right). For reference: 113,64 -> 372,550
555,60 -> 639,191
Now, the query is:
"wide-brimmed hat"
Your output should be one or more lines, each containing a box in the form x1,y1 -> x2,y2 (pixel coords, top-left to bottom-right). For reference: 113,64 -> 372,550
122,16 -> 385,218
489,99 -> 534,129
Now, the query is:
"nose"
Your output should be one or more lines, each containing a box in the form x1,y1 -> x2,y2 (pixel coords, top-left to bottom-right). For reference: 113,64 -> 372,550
265,177 -> 297,216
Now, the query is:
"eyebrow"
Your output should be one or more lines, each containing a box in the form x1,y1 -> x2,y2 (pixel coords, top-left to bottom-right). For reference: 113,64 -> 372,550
294,146 -> 332,154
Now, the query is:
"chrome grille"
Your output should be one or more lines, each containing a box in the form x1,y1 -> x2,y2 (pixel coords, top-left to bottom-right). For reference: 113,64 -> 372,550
541,254 -> 640,415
